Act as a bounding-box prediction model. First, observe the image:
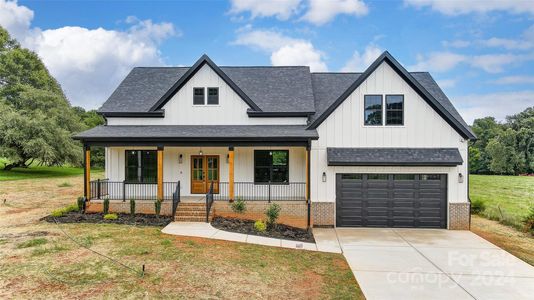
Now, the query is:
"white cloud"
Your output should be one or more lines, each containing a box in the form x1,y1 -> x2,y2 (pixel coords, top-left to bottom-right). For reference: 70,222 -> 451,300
302,0 -> 368,25
229,0 -> 301,20
479,25 -> 534,50
409,51 -> 534,73
341,44 -> 382,71
404,0 -> 534,16
409,52 -> 466,72
234,28 -> 327,71
436,79 -> 456,88
0,0 -> 178,109
442,39 -> 471,48
492,76 -> 534,85
0,0 -> 32,40
453,91 -> 534,123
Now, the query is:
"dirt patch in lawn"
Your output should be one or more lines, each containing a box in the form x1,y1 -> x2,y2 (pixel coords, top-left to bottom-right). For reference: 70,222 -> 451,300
471,215 -> 534,266
42,212 -> 172,227
211,216 -> 315,243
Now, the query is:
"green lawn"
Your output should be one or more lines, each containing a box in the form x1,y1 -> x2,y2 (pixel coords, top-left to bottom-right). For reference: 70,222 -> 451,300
0,158 -> 102,181
470,175 -> 534,229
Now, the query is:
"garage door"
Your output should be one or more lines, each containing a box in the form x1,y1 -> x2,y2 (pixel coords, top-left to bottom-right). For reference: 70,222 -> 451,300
336,174 -> 447,228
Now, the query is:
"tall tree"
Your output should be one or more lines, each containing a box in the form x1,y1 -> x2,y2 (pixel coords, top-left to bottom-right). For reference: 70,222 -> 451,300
0,26 -> 84,170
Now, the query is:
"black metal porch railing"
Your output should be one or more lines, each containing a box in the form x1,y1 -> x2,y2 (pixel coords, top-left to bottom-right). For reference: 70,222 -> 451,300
213,182 -> 305,202
206,181 -> 214,222
172,181 -> 181,218
89,180 -> 178,201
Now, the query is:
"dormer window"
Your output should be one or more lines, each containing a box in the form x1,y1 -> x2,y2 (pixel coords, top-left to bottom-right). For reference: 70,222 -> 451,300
207,87 -> 219,105
193,87 -> 205,105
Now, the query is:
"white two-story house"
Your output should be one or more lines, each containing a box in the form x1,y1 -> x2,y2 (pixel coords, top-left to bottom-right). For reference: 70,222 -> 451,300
74,51 -> 475,229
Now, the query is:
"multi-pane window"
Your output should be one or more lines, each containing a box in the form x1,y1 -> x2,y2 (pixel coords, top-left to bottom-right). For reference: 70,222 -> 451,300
125,150 -> 157,183
254,150 -> 289,183
207,87 -> 219,105
386,95 -> 404,125
364,95 -> 383,125
193,87 -> 205,105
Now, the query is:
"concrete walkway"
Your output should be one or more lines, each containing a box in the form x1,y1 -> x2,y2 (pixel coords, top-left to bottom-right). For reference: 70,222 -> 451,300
162,222 -> 325,252
329,228 -> 534,300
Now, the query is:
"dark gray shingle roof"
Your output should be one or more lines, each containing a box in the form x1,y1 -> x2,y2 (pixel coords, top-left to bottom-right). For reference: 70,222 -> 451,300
327,147 -> 463,166
74,125 -> 318,141
310,73 -> 361,123
98,66 -> 314,114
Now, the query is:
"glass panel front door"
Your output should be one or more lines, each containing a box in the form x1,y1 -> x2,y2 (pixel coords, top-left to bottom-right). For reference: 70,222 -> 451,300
191,155 -> 219,194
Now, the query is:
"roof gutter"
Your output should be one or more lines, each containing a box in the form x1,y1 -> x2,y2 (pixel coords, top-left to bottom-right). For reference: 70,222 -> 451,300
98,111 -> 165,118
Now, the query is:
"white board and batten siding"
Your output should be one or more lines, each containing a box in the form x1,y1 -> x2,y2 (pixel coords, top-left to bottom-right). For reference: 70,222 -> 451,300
106,64 -> 307,126
310,62 -> 468,204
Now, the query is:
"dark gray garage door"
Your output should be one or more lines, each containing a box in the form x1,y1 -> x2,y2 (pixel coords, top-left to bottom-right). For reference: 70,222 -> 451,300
336,174 -> 447,228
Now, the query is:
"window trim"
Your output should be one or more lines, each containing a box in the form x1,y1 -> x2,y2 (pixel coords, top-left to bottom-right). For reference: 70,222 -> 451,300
363,94 -> 384,126
193,87 -> 205,106
253,150 -> 290,185
207,87 -> 219,105
363,94 -> 405,127
385,94 -> 404,126
124,150 -> 158,184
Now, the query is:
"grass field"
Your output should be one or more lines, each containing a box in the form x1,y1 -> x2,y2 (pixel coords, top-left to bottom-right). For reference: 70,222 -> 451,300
0,175 -> 363,299
469,175 -> 534,230
0,158 -> 103,181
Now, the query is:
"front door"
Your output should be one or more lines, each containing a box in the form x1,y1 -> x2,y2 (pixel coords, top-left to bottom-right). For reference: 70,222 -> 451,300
191,155 -> 219,194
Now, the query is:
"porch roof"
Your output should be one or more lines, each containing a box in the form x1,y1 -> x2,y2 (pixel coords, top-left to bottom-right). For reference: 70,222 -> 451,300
74,125 -> 318,146
327,147 -> 463,166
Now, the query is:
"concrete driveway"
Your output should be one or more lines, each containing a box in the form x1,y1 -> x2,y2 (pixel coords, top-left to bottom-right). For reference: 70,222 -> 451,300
315,228 -> 534,300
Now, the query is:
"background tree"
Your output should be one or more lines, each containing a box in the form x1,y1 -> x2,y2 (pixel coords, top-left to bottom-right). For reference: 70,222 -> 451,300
0,26 -> 103,170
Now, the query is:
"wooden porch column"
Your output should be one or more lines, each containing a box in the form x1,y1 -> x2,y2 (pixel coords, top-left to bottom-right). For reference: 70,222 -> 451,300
228,146 -> 234,202
84,145 -> 91,200
157,146 -> 164,200
306,143 -> 310,204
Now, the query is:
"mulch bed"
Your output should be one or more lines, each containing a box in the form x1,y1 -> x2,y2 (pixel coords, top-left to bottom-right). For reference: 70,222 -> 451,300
42,212 -> 172,227
211,217 -> 315,243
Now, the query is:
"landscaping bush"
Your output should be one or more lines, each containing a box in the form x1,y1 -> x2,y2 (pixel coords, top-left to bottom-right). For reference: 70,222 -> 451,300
470,199 -> 486,214
130,199 -> 136,216
522,206 -> 534,234
265,203 -> 281,229
254,220 -> 266,232
231,197 -> 246,214
155,199 -> 162,216
103,198 -> 110,214
51,204 -> 79,217
77,197 -> 85,212
104,213 -> 118,220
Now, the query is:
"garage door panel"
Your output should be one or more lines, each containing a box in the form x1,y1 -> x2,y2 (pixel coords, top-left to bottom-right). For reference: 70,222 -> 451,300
336,173 -> 446,228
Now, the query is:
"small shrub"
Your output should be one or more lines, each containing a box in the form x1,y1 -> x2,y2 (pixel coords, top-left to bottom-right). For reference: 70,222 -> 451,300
231,197 -> 246,214
130,199 -> 136,216
58,182 -> 72,187
50,204 -> 79,217
77,197 -> 85,212
254,220 -> 266,232
522,206 -> 534,234
104,213 -> 118,220
470,199 -> 485,214
265,203 -> 281,229
155,199 -> 162,216
103,198 -> 110,214
17,238 -> 47,249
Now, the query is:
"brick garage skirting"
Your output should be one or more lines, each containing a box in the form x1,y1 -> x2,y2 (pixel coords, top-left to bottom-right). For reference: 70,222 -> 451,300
213,201 -> 308,229
312,202 -> 335,227
449,202 -> 470,230
86,200 -> 173,216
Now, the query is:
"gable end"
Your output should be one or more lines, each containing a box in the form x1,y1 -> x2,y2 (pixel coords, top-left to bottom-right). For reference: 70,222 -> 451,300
149,54 -> 262,112
307,51 -> 475,140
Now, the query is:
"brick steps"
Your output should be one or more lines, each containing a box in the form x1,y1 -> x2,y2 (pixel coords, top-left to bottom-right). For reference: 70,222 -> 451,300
174,201 -> 213,222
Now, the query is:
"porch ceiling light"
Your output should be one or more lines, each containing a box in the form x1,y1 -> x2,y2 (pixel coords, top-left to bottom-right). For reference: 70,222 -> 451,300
199,148 -> 203,156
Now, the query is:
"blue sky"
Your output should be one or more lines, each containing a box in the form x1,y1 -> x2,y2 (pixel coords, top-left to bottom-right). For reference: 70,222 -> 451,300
1,0 -> 533,123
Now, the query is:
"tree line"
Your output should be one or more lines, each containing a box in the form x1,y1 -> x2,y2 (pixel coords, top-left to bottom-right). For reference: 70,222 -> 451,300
469,107 -> 534,175
0,26 -> 104,170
